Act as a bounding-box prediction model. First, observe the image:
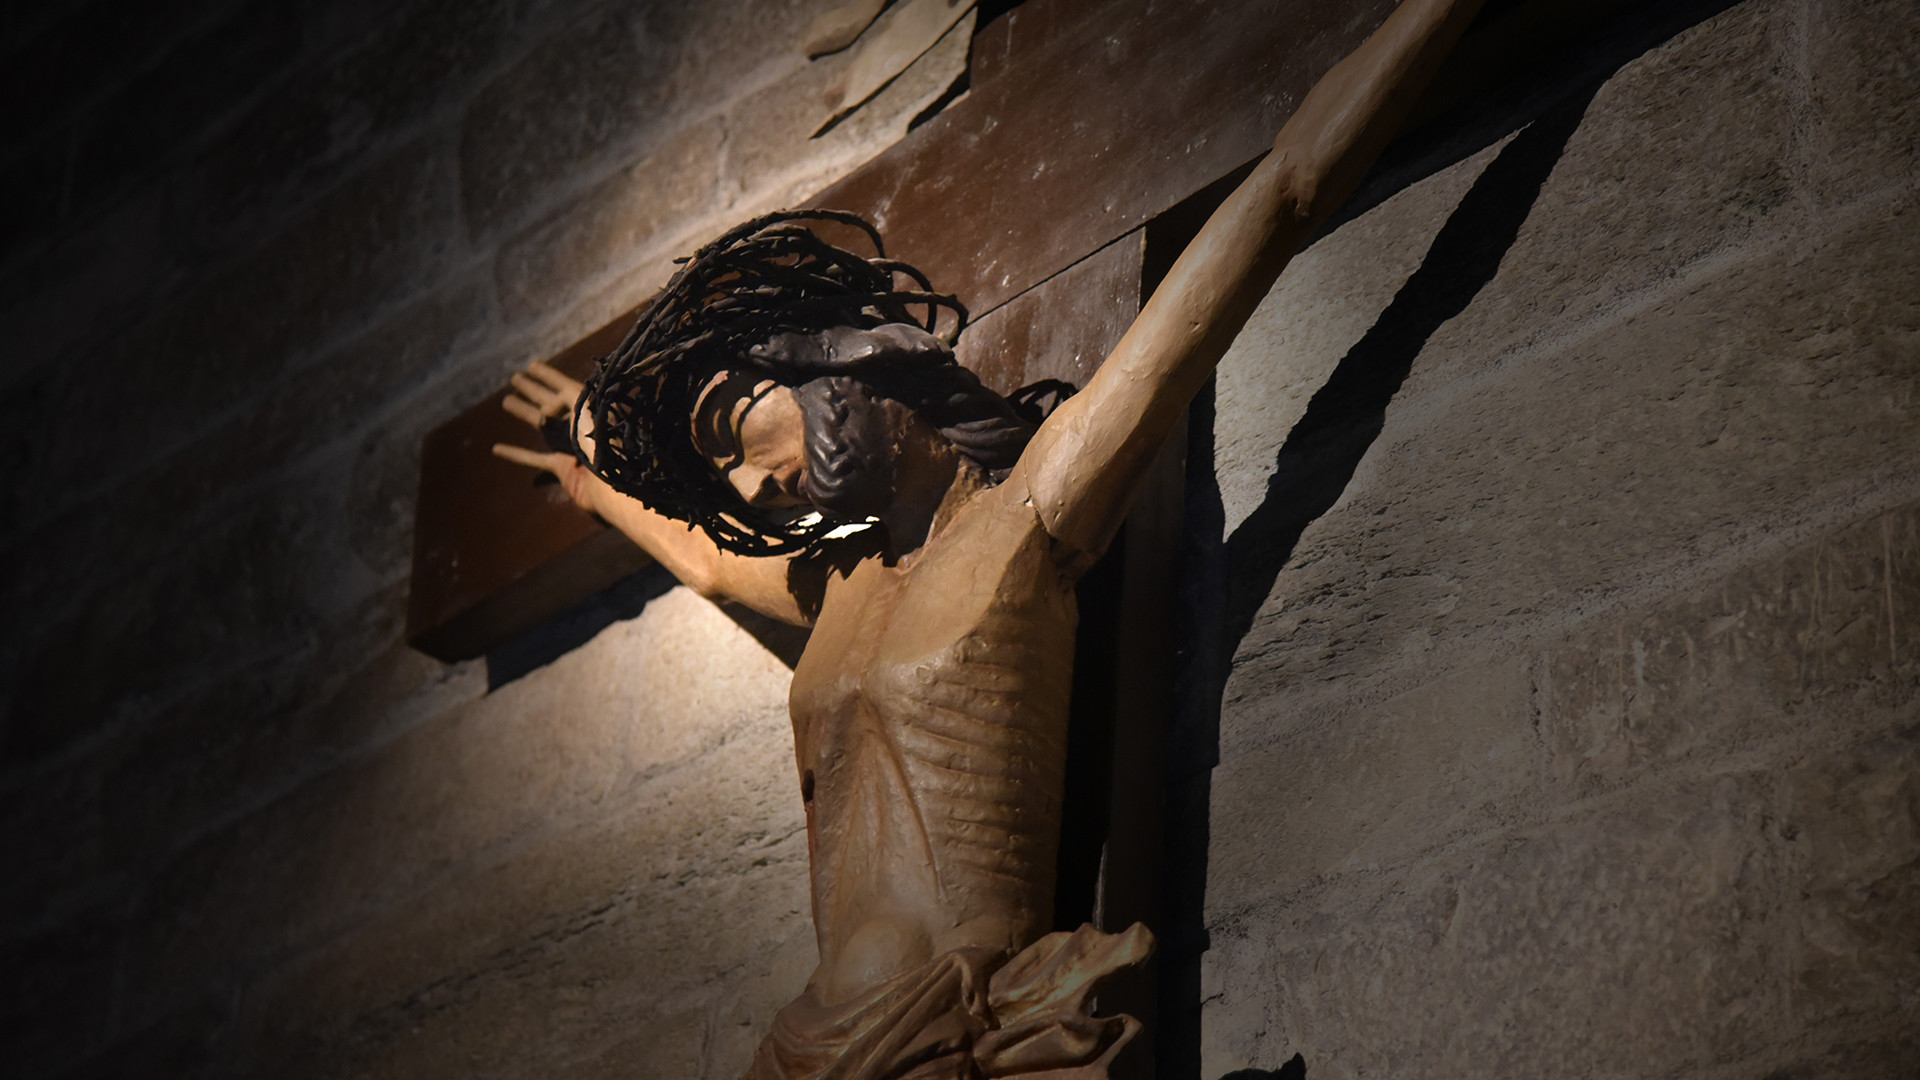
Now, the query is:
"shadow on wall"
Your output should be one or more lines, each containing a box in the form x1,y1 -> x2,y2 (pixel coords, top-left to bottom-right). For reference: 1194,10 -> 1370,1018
1219,82 -> 1598,650
1155,0 -> 1758,1073
485,558 -> 812,688
1222,1052 -> 1308,1080
1158,58 -> 1602,1080
485,565 -> 678,688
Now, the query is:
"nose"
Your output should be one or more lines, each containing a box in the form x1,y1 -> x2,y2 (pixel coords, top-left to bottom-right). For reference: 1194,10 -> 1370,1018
729,464 -> 796,509
728,464 -> 770,505
749,470 -> 787,507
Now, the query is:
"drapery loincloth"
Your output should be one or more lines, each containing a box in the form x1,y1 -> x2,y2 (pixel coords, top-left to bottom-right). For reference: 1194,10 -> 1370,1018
743,923 -> 1155,1080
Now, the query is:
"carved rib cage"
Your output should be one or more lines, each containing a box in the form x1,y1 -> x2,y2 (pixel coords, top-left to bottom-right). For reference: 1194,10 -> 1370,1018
790,484 -> 1080,961
871,625 -> 1075,918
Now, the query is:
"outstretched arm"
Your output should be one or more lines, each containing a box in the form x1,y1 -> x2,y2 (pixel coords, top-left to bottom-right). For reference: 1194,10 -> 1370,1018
493,361 -> 815,627
1015,0 -> 1485,562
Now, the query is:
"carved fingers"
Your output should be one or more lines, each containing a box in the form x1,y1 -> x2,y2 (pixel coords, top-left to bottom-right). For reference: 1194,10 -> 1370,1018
496,359 -> 598,509
490,443 -> 566,471
505,358 -> 583,425
502,359 -> 596,452
489,442 -> 598,510
501,393 -> 545,427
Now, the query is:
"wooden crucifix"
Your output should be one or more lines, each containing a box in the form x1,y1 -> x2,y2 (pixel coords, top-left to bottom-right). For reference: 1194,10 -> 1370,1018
402,0 -> 1573,1074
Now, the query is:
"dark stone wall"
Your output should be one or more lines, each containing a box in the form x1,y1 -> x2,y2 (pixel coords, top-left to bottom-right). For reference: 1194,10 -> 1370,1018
1184,0 -> 1919,1074
1,1 -> 1913,1078
0,1 -> 961,1074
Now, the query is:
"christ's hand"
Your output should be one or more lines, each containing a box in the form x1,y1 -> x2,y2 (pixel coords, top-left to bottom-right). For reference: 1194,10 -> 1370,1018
492,359 -> 597,511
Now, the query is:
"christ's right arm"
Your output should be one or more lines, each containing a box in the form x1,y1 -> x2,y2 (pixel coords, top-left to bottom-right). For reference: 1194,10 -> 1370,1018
1014,0 -> 1485,566
492,361 -> 815,627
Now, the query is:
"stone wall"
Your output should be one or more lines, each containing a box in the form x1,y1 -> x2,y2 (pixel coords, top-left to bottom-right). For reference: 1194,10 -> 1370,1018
1,1 -> 1914,1078
1190,0 -> 1918,1075
0,1 -> 965,1075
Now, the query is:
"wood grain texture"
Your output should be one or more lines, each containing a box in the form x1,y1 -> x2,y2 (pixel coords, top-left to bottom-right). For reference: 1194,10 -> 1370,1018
807,0 -> 1399,320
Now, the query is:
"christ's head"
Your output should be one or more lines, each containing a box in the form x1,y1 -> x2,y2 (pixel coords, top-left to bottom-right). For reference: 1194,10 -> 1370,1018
578,211 -> 1043,556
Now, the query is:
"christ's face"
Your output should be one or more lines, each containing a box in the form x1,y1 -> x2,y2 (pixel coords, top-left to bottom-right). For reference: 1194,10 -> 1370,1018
693,374 -> 810,509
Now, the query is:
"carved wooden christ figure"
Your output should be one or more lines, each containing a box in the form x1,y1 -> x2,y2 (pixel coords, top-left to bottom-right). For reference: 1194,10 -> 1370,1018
491,1 -> 1483,1074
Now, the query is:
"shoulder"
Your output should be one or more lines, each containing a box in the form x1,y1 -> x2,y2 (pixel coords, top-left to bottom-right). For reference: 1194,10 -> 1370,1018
933,468 -> 1097,583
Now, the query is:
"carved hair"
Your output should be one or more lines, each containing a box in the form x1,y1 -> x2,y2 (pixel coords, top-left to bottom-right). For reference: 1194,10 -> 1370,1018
579,210 -> 1064,555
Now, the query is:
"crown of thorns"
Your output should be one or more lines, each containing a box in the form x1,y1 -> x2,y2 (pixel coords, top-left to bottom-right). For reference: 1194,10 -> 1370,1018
576,210 -> 969,556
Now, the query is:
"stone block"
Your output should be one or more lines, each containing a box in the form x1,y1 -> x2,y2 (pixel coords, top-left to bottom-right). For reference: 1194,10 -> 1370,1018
1546,504 -> 1920,794
116,588 -> 793,1029
1416,0 -> 1802,376
215,678 -> 808,1078
695,930 -> 821,1079
454,0 -> 876,242
89,580 -> 469,868
1749,1033 -> 1920,1080
572,1006 -> 708,1079
458,6 -> 676,239
0,185 -> 170,391
1780,727 -> 1920,1030
331,305 -> 504,583
1209,662 -> 1539,916
0,908 -> 122,1077
0,0 -> 227,141
1202,773 -> 1790,1078
5,276 -> 489,635
494,120 -> 721,325
68,1 -> 303,224
0,0 -> 252,258
1802,0 -> 1920,207
15,135 -> 460,521
3,476 -> 361,766
661,1 -> 835,103
186,0 -> 518,251
1221,182 -> 1920,718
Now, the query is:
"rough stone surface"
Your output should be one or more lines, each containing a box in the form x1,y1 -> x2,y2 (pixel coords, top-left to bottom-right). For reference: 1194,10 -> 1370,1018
1800,0 -> 1920,207
1212,137 -> 1505,535
117,590 -> 795,1031
1196,0 -> 1920,1075
0,0 -> 300,261
494,121 -> 721,325
0,3 -> 935,1075
0,186 -> 173,391
1208,661 -> 1538,912
1421,0 -> 1802,357
218,699 -> 810,1078
3,0 -> 1916,1076
1545,505 -> 1920,796
1780,728 -> 1920,1031
719,6 -> 973,211
459,6 -> 677,241
1202,772 -> 1793,1079
14,134 -> 463,523
186,0 -> 521,251
1218,162 -> 1919,741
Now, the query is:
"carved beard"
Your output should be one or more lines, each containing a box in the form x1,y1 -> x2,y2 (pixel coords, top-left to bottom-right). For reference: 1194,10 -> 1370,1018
793,375 -> 908,521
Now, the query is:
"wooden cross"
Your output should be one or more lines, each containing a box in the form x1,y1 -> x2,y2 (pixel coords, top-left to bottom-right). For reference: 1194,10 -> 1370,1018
406,0 -> 1656,1066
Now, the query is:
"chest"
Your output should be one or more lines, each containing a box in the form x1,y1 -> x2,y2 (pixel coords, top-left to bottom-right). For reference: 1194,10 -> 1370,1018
787,490 -> 1078,751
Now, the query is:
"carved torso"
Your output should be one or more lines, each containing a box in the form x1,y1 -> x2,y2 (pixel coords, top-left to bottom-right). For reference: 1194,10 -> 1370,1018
787,476 -> 1078,1004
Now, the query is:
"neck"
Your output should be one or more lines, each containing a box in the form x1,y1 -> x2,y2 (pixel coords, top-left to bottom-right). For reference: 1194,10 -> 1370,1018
881,451 -> 979,557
